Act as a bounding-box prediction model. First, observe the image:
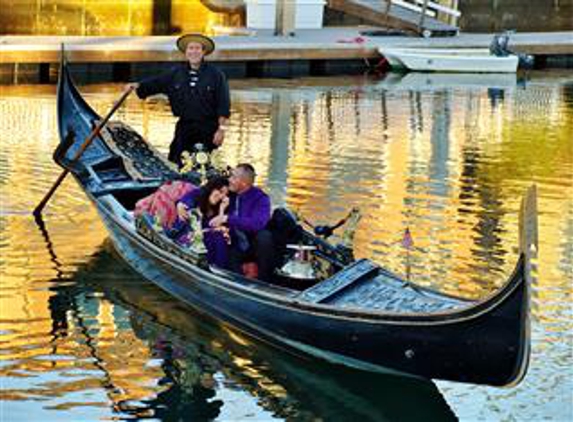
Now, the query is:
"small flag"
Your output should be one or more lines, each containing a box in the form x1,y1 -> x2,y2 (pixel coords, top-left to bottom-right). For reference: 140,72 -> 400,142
402,227 -> 414,250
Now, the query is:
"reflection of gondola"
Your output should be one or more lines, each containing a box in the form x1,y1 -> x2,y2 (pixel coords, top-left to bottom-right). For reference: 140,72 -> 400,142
54,52 -> 537,386
76,244 -> 456,422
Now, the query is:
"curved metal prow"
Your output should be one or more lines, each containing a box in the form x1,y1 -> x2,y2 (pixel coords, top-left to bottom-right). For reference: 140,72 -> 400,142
508,184 -> 537,387
519,185 -> 538,262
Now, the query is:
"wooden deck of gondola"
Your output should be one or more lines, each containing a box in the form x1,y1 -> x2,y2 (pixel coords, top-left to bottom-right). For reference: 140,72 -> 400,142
1,28 -> 572,82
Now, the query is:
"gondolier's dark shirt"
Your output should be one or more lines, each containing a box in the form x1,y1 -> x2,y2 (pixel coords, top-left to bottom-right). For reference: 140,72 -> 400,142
135,63 -> 230,125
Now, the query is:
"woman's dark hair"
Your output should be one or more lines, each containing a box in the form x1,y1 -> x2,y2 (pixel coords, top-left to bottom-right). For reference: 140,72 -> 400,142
197,176 -> 229,217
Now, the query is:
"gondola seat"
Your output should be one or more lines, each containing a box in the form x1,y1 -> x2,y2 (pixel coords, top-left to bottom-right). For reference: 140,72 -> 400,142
97,120 -> 179,182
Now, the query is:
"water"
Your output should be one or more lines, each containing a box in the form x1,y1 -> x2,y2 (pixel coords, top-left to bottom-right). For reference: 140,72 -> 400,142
1,71 -> 572,421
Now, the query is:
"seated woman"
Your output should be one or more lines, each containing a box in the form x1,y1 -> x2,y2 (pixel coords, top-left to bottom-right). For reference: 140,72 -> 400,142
134,179 -> 197,232
173,176 -> 230,268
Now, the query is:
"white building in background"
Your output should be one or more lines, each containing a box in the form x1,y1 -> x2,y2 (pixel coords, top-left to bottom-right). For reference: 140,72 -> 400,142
245,0 -> 326,29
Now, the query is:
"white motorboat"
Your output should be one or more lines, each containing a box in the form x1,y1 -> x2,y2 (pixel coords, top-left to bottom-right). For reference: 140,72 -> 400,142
379,47 -> 519,73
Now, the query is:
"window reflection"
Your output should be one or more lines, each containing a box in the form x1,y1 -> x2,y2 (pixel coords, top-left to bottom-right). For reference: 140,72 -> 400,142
0,0 -> 241,35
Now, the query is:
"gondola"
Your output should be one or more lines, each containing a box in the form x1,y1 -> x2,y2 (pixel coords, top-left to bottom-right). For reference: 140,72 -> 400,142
52,54 -> 537,387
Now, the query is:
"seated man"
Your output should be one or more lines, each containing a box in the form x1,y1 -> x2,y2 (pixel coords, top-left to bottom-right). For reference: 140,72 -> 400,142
209,163 -> 275,280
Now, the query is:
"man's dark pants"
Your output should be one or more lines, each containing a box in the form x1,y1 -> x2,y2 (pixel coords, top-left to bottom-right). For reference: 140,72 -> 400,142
228,230 -> 276,281
169,119 -> 218,166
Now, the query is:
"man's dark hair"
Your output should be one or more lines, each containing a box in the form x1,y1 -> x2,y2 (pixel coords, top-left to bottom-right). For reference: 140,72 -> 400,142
236,163 -> 256,184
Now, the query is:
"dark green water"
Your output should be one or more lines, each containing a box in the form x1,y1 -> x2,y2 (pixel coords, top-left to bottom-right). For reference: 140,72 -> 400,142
1,71 -> 571,420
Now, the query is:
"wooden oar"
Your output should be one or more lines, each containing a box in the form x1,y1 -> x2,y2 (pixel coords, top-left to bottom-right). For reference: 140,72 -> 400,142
33,86 -> 135,219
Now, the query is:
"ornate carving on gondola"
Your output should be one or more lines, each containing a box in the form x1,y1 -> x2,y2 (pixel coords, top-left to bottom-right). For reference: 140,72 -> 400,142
298,259 -> 379,303
296,259 -> 462,313
135,213 -> 207,267
180,148 -> 211,181
327,274 -> 461,313
295,208 -> 361,266
187,210 -> 208,254
98,121 -> 179,181
339,208 -> 361,250
179,146 -> 230,185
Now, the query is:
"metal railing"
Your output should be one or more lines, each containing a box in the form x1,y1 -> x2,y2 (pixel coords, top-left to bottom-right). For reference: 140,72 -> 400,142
385,0 -> 461,34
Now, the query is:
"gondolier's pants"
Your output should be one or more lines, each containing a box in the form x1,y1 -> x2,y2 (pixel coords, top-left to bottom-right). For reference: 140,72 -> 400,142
168,119 -> 218,167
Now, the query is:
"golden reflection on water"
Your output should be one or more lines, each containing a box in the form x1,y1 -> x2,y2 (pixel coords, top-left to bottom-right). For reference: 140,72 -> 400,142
0,72 -> 572,420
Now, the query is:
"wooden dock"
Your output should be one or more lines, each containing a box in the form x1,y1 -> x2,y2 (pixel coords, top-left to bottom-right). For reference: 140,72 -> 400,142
1,29 -> 572,82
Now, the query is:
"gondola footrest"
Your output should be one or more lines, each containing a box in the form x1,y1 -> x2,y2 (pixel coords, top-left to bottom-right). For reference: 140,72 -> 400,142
297,259 -> 379,304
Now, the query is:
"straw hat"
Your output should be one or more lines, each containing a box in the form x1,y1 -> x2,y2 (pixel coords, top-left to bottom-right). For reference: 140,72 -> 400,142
176,33 -> 216,55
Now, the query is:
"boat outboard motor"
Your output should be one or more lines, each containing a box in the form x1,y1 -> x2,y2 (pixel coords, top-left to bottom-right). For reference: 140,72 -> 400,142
490,34 -> 511,57
490,32 -> 534,69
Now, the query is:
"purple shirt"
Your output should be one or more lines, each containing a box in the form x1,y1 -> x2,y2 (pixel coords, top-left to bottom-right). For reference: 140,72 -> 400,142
227,186 -> 271,234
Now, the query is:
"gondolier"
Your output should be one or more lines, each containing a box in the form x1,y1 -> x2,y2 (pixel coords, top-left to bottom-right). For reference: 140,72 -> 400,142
127,33 -> 230,166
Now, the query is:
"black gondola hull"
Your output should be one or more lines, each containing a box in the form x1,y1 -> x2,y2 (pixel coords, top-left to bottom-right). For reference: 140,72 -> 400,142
96,198 -> 529,386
